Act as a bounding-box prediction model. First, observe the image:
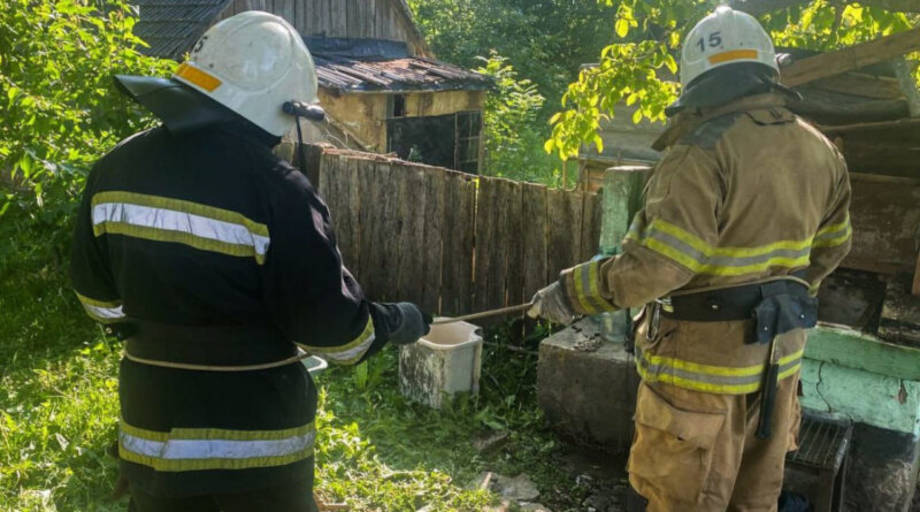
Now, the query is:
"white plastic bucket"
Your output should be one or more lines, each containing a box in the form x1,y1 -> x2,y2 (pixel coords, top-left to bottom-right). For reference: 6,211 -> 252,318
398,320 -> 483,409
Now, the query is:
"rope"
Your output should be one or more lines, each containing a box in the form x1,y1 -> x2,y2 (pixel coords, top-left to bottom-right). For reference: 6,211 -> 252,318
123,346 -> 317,372
124,303 -> 534,370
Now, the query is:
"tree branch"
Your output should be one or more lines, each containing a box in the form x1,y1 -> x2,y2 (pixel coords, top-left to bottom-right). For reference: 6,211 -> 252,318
729,0 -> 811,17
729,0 -> 920,15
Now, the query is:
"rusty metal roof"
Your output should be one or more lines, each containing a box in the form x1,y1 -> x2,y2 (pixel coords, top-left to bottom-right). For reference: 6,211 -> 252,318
313,55 -> 492,93
306,37 -> 491,93
133,0 -> 233,60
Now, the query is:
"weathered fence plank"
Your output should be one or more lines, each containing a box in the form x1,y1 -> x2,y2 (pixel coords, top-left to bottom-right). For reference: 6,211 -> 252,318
308,146 -> 600,319
501,179 -> 525,308
419,168 -> 446,313
581,191 -> 603,261
546,188 -> 584,282
474,178 -> 499,312
376,162 -> 404,301
441,172 -> 476,316
486,179 -> 512,310
394,165 -> 425,302
521,183 -> 549,299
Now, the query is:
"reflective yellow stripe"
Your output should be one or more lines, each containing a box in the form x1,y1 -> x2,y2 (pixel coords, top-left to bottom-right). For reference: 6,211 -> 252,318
708,49 -> 758,65
572,263 -> 597,314
628,218 -> 814,276
119,421 -> 315,442
813,216 -> 852,249
300,316 -> 375,365
587,261 -> 611,312
91,191 -> 270,265
636,347 -> 803,394
74,291 -> 125,323
91,192 -> 269,237
96,223 -> 267,263
642,349 -> 804,378
652,219 -> 813,258
74,292 -> 120,309
175,63 -> 222,92
815,215 -> 850,238
812,231 -> 851,249
119,419 -> 315,472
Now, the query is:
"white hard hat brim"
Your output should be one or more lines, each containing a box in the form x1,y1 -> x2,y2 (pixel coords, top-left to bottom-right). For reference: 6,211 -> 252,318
114,74 -> 246,134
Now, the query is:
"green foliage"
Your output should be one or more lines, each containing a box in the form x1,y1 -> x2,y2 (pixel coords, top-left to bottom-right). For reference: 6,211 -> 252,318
0,0 -> 173,217
545,0 -> 916,162
474,52 -> 558,184
407,0 -> 619,119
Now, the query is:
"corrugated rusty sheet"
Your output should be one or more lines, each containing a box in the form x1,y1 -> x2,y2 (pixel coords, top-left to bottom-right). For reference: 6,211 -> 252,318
314,55 -> 492,92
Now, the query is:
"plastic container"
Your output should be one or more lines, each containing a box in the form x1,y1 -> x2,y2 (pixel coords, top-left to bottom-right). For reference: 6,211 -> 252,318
398,320 -> 483,409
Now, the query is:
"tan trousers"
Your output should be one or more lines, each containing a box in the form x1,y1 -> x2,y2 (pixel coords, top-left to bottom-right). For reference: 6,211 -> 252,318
627,373 -> 801,512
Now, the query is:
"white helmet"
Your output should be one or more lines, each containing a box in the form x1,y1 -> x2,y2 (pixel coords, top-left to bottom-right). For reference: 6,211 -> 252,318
680,6 -> 778,89
172,11 -> 319,137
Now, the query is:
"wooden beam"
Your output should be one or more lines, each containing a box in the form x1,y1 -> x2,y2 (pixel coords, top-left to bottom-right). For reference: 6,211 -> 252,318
730,0 -> 920,16
782,27 -> 920,86
892,58 -> 920,117
810,72 -> 903,100
913,252 -> 920,296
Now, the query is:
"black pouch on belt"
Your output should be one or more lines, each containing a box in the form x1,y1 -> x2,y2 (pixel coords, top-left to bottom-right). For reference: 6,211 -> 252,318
751,281 -> 818,345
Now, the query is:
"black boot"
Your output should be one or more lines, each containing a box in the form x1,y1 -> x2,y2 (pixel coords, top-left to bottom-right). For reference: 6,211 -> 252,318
627,486 -> 649,512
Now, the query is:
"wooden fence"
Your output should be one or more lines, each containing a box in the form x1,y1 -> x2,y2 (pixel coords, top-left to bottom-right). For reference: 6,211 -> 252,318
302,145 -> 602,317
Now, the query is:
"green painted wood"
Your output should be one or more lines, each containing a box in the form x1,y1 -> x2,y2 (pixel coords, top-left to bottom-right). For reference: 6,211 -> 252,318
800,358 -> 920,437
806,324 -> 920,381
599,166 -> 651,255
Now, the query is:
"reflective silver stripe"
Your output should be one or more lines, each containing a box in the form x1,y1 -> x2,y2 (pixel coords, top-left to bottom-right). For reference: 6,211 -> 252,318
75,292 -> 126,323
82,303 -> 126,322
813,218 -> 852,248
571,261 -> 611,314
303,317 -> 375,365
646,229 -> 812,268
321,333 -> 376,364
91,202 -> 270,261
635,346 -> 803,394
119,430 -> 316,461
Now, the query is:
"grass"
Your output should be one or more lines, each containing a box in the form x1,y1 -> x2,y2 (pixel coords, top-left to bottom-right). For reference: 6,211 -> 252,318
0,199 -> 582,511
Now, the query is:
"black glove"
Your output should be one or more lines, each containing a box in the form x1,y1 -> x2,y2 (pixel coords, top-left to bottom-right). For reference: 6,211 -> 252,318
386,302 -> 432,345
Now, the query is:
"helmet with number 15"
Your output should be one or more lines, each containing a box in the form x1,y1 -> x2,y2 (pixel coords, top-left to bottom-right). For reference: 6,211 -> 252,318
680,6 -> 779,89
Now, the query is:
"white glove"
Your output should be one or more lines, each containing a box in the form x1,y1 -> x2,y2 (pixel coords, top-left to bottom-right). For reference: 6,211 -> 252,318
528,282 -> 577,325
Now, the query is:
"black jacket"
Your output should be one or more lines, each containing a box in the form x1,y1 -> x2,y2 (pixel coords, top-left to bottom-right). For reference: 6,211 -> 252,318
70,122 -> 400,496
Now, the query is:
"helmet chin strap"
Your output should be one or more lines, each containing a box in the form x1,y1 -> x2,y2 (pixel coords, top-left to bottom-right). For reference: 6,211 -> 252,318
283,101 -> 326,177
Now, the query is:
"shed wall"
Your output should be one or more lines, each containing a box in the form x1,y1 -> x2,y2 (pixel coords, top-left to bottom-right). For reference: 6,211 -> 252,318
221,0 -> 428,56
316,89 -> 487,153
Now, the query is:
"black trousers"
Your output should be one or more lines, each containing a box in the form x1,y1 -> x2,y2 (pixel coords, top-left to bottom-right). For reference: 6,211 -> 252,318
127,480 -> 318,512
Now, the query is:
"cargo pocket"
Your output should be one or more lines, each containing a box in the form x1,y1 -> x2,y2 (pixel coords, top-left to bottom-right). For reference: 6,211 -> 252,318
787,395 -> 802,452
628,384 -> 726,504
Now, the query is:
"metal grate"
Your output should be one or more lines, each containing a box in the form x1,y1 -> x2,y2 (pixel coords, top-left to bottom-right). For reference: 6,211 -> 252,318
787,413 -> 852,472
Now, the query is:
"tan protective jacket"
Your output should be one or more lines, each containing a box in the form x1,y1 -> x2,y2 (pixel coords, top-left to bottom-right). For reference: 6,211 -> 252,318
561,93 -> 852,394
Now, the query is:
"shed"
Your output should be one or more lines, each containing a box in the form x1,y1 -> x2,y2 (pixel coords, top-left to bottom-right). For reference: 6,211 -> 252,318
132,0 -> 491,173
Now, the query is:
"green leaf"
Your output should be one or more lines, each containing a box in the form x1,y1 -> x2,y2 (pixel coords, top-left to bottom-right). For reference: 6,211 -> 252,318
615,18 -> 629,38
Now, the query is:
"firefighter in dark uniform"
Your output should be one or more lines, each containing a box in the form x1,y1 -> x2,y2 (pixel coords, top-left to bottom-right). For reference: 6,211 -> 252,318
70,11 -> 430,511
530,7 -> 852,512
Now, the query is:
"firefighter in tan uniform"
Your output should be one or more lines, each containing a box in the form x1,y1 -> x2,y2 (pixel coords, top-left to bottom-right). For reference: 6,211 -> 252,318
530,7 -> 851,512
